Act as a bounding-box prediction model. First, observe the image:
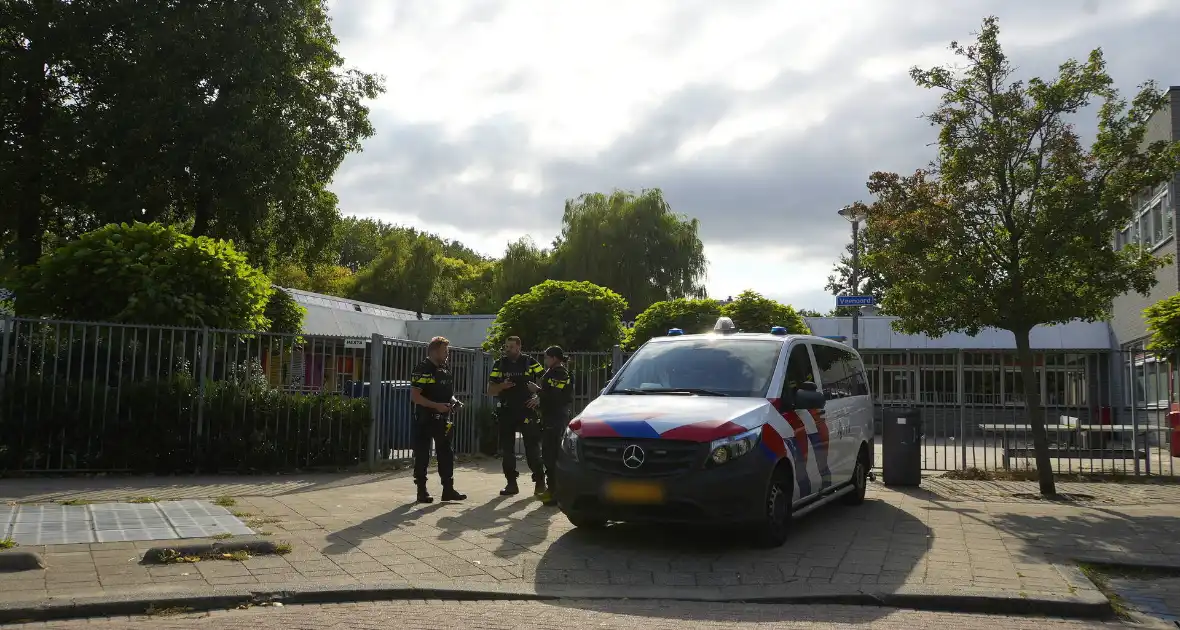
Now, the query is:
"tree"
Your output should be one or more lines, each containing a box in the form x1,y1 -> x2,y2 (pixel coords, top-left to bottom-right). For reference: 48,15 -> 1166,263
720,290 -> 810,335
483,280 -> 628,352
627,298 -> 722,350
263,287 -> 307,334
19,222 -> 273,329
861,16 -> 1180,496
797,309 -> 823,318
3,0 -> 384,271
1144,296 -> 1180,352
553,189 -> 707,311
825,226 -> 890,316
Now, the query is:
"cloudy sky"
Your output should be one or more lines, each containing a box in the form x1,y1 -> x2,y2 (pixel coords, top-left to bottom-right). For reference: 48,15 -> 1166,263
323,0 -> 1180,313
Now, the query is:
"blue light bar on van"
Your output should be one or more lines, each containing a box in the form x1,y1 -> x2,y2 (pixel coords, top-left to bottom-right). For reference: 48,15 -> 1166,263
770,326 -> 787,335
667,328 -> 684,336
821,335 -> 847,341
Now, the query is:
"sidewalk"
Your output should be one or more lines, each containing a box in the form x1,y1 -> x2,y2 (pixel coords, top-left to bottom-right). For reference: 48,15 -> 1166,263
2,461 -> 1179,615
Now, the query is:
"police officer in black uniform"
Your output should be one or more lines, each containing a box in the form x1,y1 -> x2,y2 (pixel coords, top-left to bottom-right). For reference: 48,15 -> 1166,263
487,335 -> 545,497
529,346 -> 572,506
409,336 -> 467,504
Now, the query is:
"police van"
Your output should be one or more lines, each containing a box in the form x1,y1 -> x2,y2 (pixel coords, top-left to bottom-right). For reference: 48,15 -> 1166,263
553,317 -> 875,547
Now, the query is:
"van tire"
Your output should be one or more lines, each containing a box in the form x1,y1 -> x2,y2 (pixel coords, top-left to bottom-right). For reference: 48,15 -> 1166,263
842,447 -> 870,506
754,464 -> 794,548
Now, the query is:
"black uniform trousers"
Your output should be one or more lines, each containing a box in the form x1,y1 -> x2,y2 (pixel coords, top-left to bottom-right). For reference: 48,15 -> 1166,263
498,408 -> 543,483
541,406 -> 570,492
412,411 -> 455,487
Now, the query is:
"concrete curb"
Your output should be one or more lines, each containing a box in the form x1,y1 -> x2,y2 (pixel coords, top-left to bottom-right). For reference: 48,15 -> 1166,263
0,550 -> 44,573
0,580 -> 1113,624
1073,555 -> 1180,573
141,538 -> 283,564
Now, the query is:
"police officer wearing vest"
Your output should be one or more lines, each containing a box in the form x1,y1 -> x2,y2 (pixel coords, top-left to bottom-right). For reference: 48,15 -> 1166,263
529,346 -> 572,506
409,336 -> 467,504
487,335 -> 545,497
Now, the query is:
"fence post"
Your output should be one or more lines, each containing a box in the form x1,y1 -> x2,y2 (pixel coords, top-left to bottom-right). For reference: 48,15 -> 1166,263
611,345 -> 623,376
367,333 -> 383,468
195,327 -> 211,438
0,316 -> 10,404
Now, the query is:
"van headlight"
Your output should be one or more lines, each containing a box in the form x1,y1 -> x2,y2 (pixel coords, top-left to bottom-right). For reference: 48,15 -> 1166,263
561,428 -> 580,462
708,427 -> 761,466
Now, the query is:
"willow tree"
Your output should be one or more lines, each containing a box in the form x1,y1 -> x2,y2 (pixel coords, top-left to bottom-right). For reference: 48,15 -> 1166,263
553,188 -> 707,311
861,17 -> 1180,496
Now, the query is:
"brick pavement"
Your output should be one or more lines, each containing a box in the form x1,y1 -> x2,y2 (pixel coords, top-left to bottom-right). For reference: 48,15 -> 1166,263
22,599 -> 1128,629
1,460 -> 1178,607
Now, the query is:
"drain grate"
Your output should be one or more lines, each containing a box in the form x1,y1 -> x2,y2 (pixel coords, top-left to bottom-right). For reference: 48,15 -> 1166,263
1,500 -> 254,545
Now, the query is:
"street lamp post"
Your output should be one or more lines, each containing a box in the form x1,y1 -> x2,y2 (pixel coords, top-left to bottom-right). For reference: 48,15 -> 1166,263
838,205 -> 866,350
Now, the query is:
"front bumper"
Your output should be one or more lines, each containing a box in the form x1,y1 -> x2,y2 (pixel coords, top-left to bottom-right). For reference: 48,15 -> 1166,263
553,440 -> 774,525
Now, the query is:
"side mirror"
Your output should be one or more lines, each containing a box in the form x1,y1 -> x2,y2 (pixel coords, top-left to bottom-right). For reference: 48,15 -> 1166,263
793,388 -> 826,410
798,381 -> 818,392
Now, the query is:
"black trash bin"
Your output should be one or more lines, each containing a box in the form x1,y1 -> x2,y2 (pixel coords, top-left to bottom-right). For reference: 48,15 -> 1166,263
882,408 -> 922,487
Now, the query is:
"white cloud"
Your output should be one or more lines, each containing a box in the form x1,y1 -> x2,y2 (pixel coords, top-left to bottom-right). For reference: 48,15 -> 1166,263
326,0 -> 1180,313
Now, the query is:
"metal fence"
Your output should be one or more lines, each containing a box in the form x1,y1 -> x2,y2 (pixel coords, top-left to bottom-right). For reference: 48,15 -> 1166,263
866,349 -> 1179,477
0,317 -> 631,473
6,315 -> 1175,478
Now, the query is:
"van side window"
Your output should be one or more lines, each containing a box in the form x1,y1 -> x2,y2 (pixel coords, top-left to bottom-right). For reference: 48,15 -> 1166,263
841,349 -> 869,396
814,344 -> 851,399
782,344 -> 815,400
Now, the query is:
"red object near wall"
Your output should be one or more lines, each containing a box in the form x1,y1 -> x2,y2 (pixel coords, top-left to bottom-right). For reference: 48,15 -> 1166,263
1098,406 -> 1112,426
1169,411 -> 1180,457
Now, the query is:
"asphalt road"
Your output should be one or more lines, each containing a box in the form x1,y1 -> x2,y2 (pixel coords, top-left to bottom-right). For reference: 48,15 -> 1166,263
24,599 -> 1125,629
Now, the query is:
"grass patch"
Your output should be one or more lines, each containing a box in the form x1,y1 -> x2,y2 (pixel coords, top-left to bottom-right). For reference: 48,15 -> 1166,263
145,604 -> 195,617
128,496 -> 159,504
210,533 -> 233,540
942,467 -> 1180,484
0,538 -> 16,549
246,516 -> 280,527
257,531 -> 274,537
58,498 -> 91,506
231,510 -> 251,519
274,542 -> 292,555
1078,563 -> 1134,621
213,497 -> 237,508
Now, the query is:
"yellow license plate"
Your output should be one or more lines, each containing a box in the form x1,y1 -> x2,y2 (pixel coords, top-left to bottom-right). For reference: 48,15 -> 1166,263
603,480 -> 665,504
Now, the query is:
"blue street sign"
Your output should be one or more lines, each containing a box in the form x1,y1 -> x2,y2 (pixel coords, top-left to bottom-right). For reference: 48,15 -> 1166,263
836,295 -> 875,307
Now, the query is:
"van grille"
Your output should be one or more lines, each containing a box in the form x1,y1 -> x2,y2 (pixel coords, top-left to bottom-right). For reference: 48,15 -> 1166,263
581,438 -> 703,477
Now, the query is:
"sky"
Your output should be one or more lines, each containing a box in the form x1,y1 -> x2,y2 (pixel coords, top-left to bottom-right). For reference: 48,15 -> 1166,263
323,0 -> 1180,313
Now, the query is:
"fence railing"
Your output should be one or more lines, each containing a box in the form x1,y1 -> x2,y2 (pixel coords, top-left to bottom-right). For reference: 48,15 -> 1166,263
0,317 -> 631,474
864,348 -> 1178,477
4,315 -> 1175,478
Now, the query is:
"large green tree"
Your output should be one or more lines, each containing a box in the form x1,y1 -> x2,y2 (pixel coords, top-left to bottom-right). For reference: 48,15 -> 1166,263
861,17 -> 1180,496
2,0 -> 383,273
553,189 -> 707,311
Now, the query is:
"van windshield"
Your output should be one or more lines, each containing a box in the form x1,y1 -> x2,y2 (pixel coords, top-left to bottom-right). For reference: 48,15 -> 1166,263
610,339 -> 783,398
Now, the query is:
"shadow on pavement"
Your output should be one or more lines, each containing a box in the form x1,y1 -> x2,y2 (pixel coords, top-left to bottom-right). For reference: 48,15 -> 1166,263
322,501 -> 444,555
433,494 -> 546,557
984,508 -> 1180,566
535,497 -> 930,622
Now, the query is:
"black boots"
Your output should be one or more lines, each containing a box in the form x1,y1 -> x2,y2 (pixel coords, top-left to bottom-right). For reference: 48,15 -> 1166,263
416,485 -> 434,504
500,479 -> 519,496
440,486 -> 467,501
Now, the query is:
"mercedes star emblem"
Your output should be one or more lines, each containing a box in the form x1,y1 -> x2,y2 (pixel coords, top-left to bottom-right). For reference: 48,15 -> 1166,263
622,444 -> 645,469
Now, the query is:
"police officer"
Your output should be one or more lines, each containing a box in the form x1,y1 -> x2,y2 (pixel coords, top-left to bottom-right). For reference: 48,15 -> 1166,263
409,336 -> 467,504
487,335 -> 544,497
529,346 -> 572,506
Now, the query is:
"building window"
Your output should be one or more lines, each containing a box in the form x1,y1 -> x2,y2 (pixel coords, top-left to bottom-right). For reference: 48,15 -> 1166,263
915,352 -> 956,404
1043,353 -> 1087,407
1117,186 -> 1173,251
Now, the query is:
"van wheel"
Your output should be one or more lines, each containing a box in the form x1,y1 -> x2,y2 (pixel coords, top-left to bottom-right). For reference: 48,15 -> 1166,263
842,448 -> 869,506
566,512 -> 607,529
755,466 -> 793,548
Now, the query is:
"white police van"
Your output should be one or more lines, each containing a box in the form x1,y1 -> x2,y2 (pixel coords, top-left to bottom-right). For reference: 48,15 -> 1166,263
553,317 -> 875,546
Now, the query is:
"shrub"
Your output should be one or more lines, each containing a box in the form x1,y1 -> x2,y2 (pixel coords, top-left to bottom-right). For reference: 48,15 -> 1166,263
19,222 -> 273,329
483,280 -> 627,352
626,298 -> 722,350
264,287 -> 306,334
720,289 -> 810,335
